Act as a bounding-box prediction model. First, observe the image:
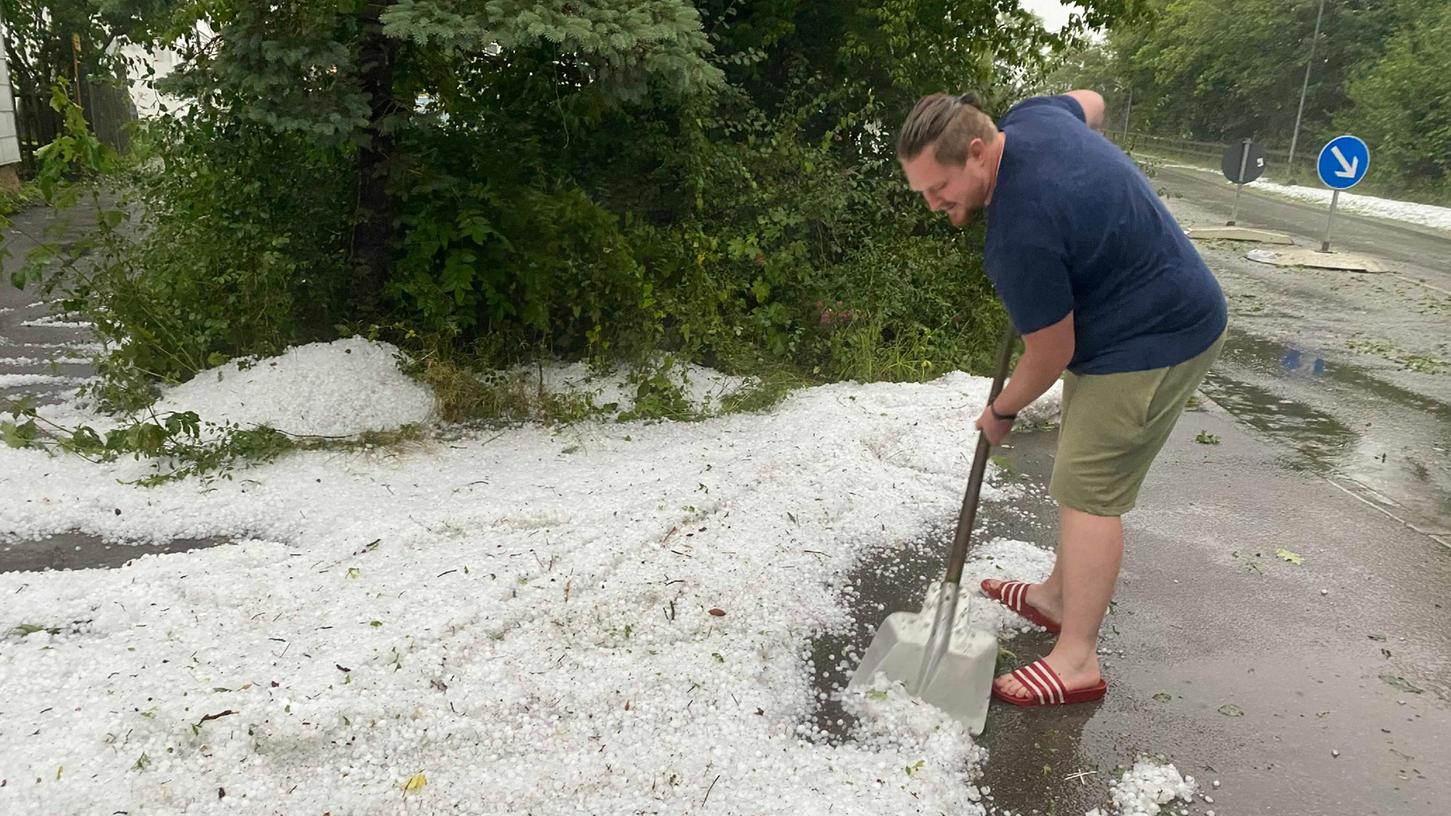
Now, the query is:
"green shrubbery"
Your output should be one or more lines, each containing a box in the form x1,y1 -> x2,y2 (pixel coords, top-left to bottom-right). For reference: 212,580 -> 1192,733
8,2 -> 1131,423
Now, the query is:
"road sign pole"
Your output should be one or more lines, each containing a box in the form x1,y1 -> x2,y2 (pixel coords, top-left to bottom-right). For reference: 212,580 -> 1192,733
1315,135 -> 1369,251
1321,189 -> 1340,252
1228,139 -> 1251,226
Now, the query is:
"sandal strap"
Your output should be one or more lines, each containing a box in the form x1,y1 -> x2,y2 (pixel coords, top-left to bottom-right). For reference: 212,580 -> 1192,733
1011,660 -> 1067,705
1002,581 -> 1030,612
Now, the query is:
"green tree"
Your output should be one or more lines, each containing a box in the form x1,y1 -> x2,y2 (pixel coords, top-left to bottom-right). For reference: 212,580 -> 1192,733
1,0 -> 134,94
1339,0 -> 1451,194
1113,0 -> 1394,143
21,0 -> 1147,403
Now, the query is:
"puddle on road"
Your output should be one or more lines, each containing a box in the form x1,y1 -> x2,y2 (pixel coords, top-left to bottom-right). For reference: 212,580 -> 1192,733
802,433 -> 1063,745
0,532 -> 230,572
801,432 -> 1110,813
1199,371 -> 1356,472
1205,329 -> 1451,531
1220,330 -> 1451,421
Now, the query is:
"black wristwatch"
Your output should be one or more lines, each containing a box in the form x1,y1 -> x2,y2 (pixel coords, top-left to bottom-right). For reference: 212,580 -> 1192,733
989,402 -> 1018,422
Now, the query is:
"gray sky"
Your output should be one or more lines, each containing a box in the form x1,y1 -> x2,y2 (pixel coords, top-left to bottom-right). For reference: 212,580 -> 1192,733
1021,0 -> 1075,32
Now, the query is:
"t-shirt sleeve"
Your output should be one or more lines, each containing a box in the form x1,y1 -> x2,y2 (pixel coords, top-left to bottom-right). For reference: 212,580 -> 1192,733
1002,95 -> 1086,126
988,242 -> 1075,335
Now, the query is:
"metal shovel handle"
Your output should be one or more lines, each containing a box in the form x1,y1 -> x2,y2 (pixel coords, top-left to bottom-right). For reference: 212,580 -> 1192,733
942,322 -> 1018,587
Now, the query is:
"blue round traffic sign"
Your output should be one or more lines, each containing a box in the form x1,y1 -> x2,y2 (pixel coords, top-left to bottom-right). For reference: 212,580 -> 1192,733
1317,135 -> 1369,190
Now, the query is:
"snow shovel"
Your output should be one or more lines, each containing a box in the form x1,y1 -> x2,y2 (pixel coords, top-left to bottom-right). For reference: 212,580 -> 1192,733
848,323 -> 1017,735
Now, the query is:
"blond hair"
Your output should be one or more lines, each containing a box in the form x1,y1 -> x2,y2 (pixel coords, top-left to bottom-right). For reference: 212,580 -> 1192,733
896,93 -> 997,165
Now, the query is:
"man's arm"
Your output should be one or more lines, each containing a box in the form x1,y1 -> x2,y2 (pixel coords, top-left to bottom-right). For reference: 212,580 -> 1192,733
1065,89 -> 1106,131
993,311 -> 1075,417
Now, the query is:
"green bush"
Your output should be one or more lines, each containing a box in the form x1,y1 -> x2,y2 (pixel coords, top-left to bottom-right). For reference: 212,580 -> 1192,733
11,1 -> 1059,426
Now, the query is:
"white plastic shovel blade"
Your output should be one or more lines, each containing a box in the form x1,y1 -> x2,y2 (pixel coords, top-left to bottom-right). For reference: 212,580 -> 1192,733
848,606 -> 997,735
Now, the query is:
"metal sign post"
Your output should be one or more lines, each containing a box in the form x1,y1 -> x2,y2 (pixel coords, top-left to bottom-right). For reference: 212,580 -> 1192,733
1321,190 -> 1341,252
1316,135 -> 1370,252
1231,140 -> 1250,225
1220,139 -> 1265,226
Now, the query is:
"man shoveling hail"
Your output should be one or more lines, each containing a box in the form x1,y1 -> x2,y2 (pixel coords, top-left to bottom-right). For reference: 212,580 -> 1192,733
896,90 -> 1227,706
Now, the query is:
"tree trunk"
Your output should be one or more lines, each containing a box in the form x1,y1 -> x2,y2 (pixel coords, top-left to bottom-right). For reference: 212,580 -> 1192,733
349,1 -> 399,318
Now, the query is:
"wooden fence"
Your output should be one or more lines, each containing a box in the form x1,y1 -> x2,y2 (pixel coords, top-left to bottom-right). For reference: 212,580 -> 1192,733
14,77 -> 135,178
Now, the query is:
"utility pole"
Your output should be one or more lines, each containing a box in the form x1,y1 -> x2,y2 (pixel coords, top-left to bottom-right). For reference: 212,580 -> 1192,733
1122,85 -> 1133,143
1287,0 -> 1327,180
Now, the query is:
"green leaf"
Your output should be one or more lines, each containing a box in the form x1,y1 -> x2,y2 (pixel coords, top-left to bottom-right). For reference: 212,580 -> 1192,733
866,689 -> 889,701
1,419 -> 39,448
750,278 -> 771,302
1217,703 -> 1245,717
10,623 -> 50,637
1379,674 -> 1423,694
1274,549 -> 1304,566
68,425 -> 105,452
98,209 -> 125,230
6,395 -> 37,418
1153,692 -> 1173,703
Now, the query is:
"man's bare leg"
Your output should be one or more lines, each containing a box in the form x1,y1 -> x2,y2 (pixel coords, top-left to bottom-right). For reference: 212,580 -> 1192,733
994,505 -> 1122,695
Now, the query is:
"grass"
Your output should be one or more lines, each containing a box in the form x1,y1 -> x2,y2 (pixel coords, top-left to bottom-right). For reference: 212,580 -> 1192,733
0,180 -> 42,217
718,365 -> 813,415
1403,354 -> 1447,374
410,350 -> 808,427
989,453 -> 1017,476
1347,334 -> 1447,374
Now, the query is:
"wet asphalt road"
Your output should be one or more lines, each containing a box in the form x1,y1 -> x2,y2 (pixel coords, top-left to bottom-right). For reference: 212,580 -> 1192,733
973,418 -> 1450,816
1158,171 -> 1451,549
817,403 -> 1449,815
1152,164 -> 1451,292
967,168 -> 1449,813
0,205 -> 99,407
820,170 -> 1451,813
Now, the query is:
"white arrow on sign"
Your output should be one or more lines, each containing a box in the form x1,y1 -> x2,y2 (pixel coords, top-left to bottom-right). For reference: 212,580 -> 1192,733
1330,145 -> 1359,178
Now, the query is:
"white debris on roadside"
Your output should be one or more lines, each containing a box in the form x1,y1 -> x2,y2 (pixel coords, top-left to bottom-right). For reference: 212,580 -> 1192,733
0,373 -> 86,388
153,337 -> 436,437
1161,162 -> 1451,233
1107,759 -> 1198,816
0,349 -> 1036,813
529,357 -> 759,417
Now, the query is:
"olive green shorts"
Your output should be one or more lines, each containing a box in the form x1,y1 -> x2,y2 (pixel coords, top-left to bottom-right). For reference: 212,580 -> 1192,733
1049,330 -> 1226,517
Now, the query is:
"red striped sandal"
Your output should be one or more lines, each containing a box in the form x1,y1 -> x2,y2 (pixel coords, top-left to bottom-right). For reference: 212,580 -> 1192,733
993,659 -> 1108,707
980,579 -> 1062,633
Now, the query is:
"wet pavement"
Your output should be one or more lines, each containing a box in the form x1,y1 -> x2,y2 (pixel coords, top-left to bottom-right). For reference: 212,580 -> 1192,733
1159,174 -> 1451,550
817,174 -> 1451,813
1152,165 -> 1451,290
1202,329 -> 1451,546
0,531 -> 230,572
0,204 -> 99,406
828,407 -> 1450,816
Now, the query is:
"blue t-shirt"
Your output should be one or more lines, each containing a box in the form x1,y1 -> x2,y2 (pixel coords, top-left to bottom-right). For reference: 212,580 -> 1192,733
984,95 -> 1227,374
